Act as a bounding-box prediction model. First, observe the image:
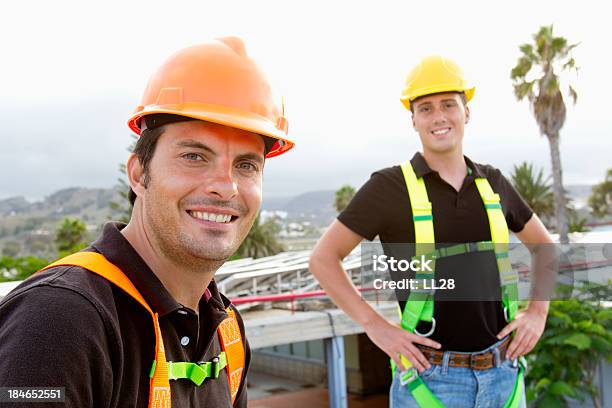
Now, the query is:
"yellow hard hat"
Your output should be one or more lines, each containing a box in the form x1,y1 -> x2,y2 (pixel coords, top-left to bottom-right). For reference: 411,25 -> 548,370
400,55 -> 475,111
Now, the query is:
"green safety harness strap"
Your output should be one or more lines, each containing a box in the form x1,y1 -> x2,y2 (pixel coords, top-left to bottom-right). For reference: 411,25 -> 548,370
398,162 -> 436,340
151,351 -> 228,386
391,161 -> 524,408
474,177 -> 519,323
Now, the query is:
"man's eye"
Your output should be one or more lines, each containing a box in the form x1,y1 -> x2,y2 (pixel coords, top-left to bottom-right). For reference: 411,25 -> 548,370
419,106 -> 430,112
237,162 -> 258,172
182,153 -> 203,161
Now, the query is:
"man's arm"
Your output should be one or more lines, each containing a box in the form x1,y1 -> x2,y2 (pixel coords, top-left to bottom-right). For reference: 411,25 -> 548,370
0,285 -> 113,407
497,214 -> 554,359
309,220 -> 441,373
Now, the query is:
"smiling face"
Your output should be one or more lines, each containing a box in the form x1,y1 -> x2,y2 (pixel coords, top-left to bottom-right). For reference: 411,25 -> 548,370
411,92 -> 470,155
130,120 -> 265,264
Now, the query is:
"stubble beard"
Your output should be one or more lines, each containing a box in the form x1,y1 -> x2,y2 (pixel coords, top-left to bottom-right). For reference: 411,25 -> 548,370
145,206 -> 261,276
143,198 -> 236,272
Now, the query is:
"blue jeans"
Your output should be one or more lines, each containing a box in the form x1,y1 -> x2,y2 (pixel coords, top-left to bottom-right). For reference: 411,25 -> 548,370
390,337 -> 527,408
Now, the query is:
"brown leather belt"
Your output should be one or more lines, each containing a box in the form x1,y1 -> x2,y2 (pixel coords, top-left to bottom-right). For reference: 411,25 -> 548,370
417,337 -> 511,370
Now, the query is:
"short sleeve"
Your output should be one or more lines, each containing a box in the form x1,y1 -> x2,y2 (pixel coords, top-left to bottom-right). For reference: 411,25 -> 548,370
0,285 -> 113,408
337,170 -> 397,241
496,170 -> 534,233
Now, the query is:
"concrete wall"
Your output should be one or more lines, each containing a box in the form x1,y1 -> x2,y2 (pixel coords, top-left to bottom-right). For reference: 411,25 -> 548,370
252,334 -> 391,395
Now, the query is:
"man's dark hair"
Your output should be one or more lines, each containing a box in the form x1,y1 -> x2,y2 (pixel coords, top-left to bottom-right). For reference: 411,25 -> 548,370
128,126 -> 165,206
409,91 -> 467,114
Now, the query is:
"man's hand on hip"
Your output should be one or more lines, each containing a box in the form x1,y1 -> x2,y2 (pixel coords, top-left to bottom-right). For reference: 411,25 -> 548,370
364,318 -> 441,373
496,305 -> 547,360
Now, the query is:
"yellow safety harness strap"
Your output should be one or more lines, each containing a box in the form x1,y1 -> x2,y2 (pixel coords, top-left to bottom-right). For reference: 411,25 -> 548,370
393,162 -> 524,408
396,162 -> 437,373
474,179 -> 519,321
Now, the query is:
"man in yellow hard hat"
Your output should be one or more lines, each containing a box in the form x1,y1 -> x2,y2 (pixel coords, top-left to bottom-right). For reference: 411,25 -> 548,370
310,55 -> 552,407
0,37 -> 294,407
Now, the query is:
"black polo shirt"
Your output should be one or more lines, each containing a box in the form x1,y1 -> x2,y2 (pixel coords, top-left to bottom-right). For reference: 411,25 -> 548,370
338,152 -> 533,351
0,222 -> 250,407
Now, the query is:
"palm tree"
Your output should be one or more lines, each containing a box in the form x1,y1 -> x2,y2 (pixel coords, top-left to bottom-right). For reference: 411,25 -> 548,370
511,25 -> 579,244
334,185 -> 356,212
510,162 -> 554,224
55,217 -> 88,256
236,213 -> 284,259
589,169 -> 612,218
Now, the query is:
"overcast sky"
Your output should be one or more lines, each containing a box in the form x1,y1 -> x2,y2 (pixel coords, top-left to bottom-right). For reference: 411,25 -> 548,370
1,0 -> 610,202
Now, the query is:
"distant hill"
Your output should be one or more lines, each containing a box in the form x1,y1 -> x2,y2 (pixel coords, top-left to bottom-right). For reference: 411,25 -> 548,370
1,184 -> 597,257
0,196 -> 30,215
0,186 -> 125,258
264,190 -> 337,225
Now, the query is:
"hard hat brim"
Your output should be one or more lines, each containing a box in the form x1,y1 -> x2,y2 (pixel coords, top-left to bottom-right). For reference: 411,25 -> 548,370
400,85 -> 475,111
127,103 -> 294,158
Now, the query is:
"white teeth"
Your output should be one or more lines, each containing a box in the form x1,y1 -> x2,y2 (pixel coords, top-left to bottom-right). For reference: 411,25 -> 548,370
189,211 -> 232,223
432,128 -> 450,135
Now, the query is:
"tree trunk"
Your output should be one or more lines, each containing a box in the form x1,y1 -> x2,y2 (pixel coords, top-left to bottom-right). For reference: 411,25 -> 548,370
592,395 -> 602,408
547,132 -> 569,244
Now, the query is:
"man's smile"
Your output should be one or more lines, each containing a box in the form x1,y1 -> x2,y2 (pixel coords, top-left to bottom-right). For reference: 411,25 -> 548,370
187,210 -> 236,224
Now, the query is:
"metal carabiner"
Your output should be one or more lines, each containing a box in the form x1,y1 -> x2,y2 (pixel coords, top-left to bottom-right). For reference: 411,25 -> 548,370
414,317 -> 436,337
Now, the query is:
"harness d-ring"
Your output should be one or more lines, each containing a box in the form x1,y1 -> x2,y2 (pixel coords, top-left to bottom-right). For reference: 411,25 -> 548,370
503,306 -> 509,322
414,317 -> 436,337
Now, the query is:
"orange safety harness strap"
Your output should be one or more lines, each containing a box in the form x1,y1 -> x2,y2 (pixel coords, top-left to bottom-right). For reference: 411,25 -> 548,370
40,251 -> 244,406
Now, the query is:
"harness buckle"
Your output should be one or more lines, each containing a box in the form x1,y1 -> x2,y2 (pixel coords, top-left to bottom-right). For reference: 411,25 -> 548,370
211,357 -> 220,379
468,242 -> 479,253
399,367 -> 419,386
167,361 -> 176,380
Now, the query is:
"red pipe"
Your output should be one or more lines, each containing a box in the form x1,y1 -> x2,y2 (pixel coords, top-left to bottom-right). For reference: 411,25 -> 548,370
231,259 -> 612,305
231,287 -> 376,305
232,290 -> 328,304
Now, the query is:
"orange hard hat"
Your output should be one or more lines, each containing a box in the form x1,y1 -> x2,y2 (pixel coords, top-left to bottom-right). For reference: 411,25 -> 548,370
127,37 -> 294,158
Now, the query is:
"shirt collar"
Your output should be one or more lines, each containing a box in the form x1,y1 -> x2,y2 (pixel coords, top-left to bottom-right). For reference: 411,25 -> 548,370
409,152 -> 484,179
90,222 -> 228,316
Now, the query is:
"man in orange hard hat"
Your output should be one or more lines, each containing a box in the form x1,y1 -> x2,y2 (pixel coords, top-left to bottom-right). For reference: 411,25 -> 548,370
310,56 -> 553,407
0,37 -> 294,407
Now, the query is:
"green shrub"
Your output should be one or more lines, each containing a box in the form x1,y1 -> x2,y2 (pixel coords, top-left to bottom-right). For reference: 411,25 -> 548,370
526,283 -> 612,407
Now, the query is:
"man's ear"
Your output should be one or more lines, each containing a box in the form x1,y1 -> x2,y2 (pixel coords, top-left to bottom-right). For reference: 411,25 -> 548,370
126,153 -> 146,199
464,105 -> 471,124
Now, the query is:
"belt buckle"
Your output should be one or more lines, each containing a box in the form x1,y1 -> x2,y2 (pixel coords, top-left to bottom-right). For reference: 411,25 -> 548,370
469,349 -> 490,370
469,353 -> 481,369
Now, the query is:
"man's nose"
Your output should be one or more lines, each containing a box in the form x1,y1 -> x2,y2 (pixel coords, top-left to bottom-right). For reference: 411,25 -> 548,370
432,108 -> 448,125
205,160 -> 238,200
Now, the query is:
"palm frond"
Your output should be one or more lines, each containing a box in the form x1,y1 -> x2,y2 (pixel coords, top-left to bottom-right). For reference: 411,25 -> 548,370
568,85 -> 578,104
